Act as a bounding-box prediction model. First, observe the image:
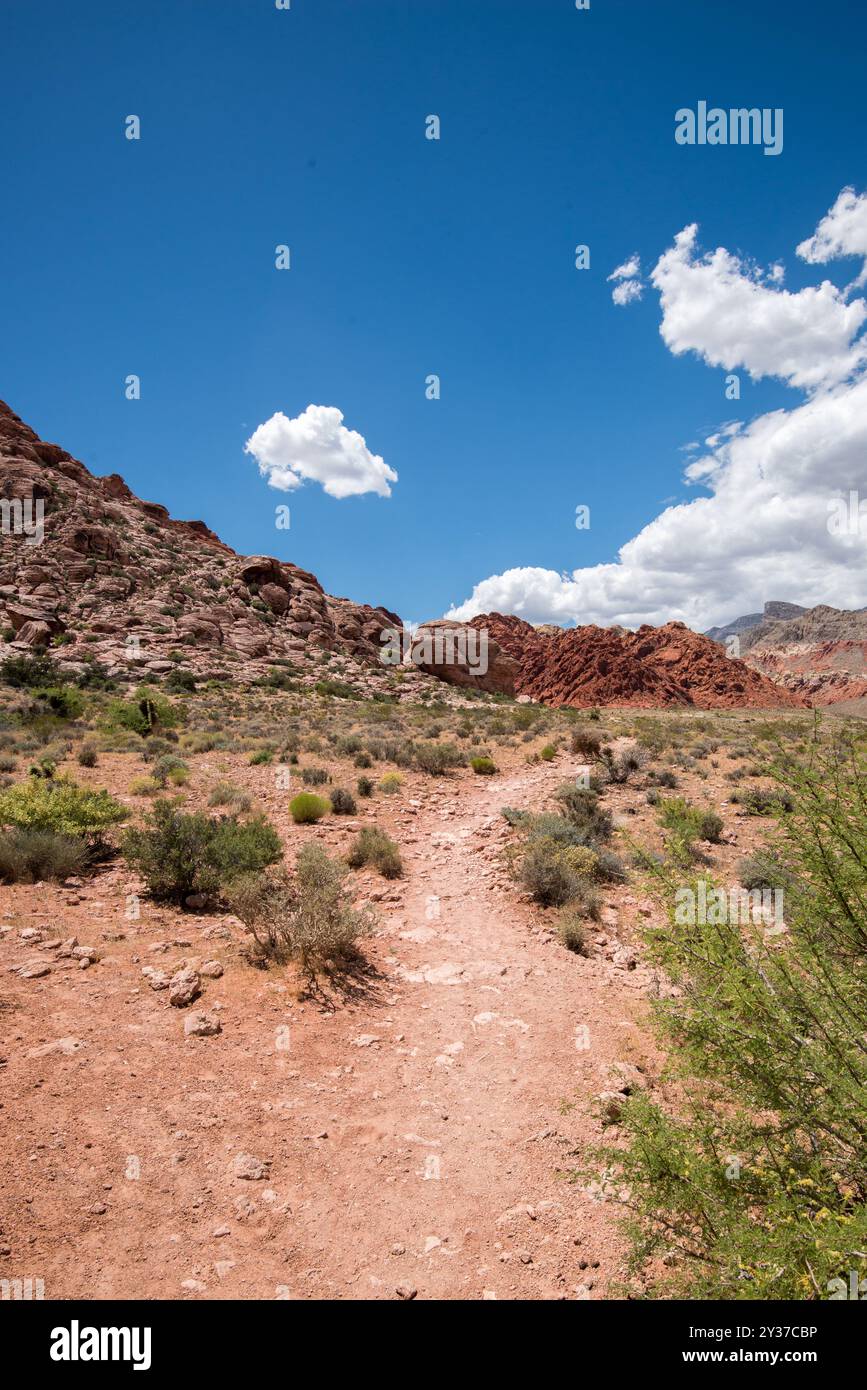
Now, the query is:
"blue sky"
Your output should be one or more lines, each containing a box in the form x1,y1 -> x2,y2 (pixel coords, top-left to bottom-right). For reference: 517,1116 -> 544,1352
2,0 -> 866,630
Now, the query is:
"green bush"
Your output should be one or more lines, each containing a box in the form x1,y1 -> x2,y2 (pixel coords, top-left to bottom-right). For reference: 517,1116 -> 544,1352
379,772 -> 402,794
0,776 -> 127,843
152,754 -> 189,788
106,686 -> 180,738
123,800 -> 282,902
315,679 -> 360,700
208,781 -> 251,812
32,686 -> 85,720
658,796 -> 723,862
518,838 -> 583,907
540,744 -> 556,762
1,652 -> 60,689
734,786 -> 794,816
470,756 -> 497,775
557,906 -> 595,953
346,826 -> 403,879
289,792 -> 330,824
415,741 -> 464,775
0,828 -> 89,883
249,747 -> 274,766
591,740 -> 867,1299
356,776 -> 374,798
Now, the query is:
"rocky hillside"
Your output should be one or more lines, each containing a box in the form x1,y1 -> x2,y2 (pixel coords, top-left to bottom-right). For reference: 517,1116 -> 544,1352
738,604 -> 867,705
466,613 -> 805,710
0,401 -> 403,688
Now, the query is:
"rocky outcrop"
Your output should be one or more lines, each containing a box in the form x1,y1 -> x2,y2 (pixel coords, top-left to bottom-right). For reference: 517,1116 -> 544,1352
0,400 -> 402,685
409,621 -> 519,695
708,602 -> 867,705
466,613 -> 806,709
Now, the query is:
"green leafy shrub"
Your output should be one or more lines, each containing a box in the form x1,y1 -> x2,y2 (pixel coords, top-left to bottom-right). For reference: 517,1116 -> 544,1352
249,747 -> 274,766
0,776 -> 127,843
415,741 -> 464,775
470,756 -> 497,775
152,754 -> 189,788
0,828 -> 89,883
32,686 -> 85,720
346,826 -> 403,879
130,776 -> 159,796
591,740 -> 867,1299
315,679 -> 360,700
289,792 -> 330,824
123,800 -> 282,902
657,796 -> 724,862
1,652 -> 60,689
540,744 -> 556,762
106,686 -> 180,738
379,772 -> 402,794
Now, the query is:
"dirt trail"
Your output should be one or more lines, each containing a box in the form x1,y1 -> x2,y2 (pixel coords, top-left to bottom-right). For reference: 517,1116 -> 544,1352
1,758 -> 655,1301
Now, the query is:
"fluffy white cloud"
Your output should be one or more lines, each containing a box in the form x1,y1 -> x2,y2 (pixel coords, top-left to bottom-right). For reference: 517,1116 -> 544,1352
447,191 -> 867,631
608,253 -> 644,305
651,224 -> 866,391
245,404 -> 397,499
797,186 -> 867,290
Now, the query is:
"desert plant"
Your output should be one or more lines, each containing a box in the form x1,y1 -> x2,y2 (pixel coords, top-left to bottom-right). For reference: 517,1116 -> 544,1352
0,776 -> 126,844
540,744 -> 556,762
77,742 -> 98,768
346,825 -> 403,878
415,741 -> 464,775
356,776 -> 374,798
289,792 -> 330,824
330,787 -> 357,815
301,766 -> 329,786
0,827 -> 89,883
123,800 -> 282,902
379,772 -> 402,794
106,686 -> 180,738
470,756 -> 497,775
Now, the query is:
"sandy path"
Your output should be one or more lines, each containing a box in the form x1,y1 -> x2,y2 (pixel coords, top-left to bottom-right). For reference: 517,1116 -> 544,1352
1,758 -> 654,1300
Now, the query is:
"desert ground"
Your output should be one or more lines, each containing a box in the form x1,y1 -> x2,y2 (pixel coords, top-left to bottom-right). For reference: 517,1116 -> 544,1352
1,679 -> 848,1302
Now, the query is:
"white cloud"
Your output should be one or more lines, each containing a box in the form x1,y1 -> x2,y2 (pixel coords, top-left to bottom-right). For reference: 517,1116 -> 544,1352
651,223 -> 867,391
447,191 -> 867,631
797,186 -> 867,290
608,253 -> 644,305
244,404 -> 397,499
612,278 -> 643,306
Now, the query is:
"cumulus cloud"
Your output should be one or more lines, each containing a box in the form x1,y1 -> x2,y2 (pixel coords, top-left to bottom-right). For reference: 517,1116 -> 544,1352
245,404 -> 397,499
797,186 -> 867,290
447,190 -> 867,631
608,253 -> 644,305
651,224 -> 867,391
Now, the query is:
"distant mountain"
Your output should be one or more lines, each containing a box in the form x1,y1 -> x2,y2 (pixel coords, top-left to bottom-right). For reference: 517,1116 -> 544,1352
704,601 -> 806,644
724,603 -> 867,706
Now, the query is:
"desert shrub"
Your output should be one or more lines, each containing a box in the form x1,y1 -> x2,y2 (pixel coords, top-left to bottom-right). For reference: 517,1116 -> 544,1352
337,735 -> 363,756
379,772 -> 402,794
658,797 -> 723,862
130,776 -> 159,796
301,766 -> 329,786
733,786 -> 794,816
647,768 -> 677,789
519,838 -> 583,907
315,679 -> 360,700
552,785 -> 613,845
346,825 -> 403,879
289,792 -> 330,824
571,726 -> 604,757
590,741 -> 867,1299
557,901 -> 598,952
164,668 -> 197,693
152,754 -> 189,788
1,652 -> 60,689
594,846 -> 628,883
0,776 -> 126,844
123,801 -> 282,902
0,755 -> 16,773
32,686 -> 85,720
0,827 -> 89,883
354,751 -> 373,769
539,744 -> 556,762
249,747 -> 274,766
356,776 -> 374,798
208,781 -> 251,812
106,687 -> 180,738
500,806 -> 529,828
600,745 -> 645,784
77,742 -> 98,768
470,756 -> 497,775
737,851 -> 792,893
415,741 -> 464,775
330,787 -> 357,815
231,846 -> 371,976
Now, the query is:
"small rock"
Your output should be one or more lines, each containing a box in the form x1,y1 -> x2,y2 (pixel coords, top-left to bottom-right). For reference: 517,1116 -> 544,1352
169,966 -> 201,1008
199,959 -> 223,979
233,1152 -> 269,1181
184,1011 -> 221,1037
395,1284 -> 418,1300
